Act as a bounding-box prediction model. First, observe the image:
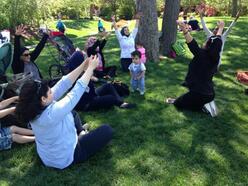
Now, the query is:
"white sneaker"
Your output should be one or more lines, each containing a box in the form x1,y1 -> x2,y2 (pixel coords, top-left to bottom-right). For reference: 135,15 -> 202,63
140,91 -> 145,95
203,101 -> 218,117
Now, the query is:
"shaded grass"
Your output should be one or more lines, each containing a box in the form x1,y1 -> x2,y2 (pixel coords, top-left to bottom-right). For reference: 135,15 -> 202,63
1,17 -> 248,186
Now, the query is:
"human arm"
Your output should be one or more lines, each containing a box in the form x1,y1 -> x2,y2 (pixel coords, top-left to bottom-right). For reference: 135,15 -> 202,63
197,7 -> 213,37
12,25 -> 26,74
0,96 -> 19,110
223,10 -> 240,38
0,107 -> 16,118
30,33 -> 49,62
112,16 -> 122,41
131,12 -> 141,39
51,57 -> 92,100
177,21 -> 201,56
48,57 -> 98,119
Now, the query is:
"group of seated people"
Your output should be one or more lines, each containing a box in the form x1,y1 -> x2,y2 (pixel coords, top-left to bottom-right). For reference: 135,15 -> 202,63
0,6 -> 240,170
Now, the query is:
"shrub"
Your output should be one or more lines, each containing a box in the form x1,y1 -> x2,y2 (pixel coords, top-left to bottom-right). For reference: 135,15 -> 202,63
0,14 -> 9,30
118,5 -> 134,20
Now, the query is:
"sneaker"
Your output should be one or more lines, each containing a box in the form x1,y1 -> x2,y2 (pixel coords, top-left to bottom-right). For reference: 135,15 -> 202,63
140,91 -> 145,95
203,101 -> 218,117
120,103 -> 136,109
82,123 -> 90,133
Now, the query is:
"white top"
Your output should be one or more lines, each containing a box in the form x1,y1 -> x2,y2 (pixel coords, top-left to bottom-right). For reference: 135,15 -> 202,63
128,63 -> 146,76
115,28 -> 138,58
31,75 -> 88,169
200,17 -> 237,66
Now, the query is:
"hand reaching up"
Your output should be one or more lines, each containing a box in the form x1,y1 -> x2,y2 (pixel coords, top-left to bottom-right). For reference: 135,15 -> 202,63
15,25 -> 27,36
88,55 -> 99,70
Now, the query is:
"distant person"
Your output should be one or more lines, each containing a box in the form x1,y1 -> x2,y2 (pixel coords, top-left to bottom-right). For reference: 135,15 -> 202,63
12,25 -> 85,81
128,50 -> 146,95
165,20 -> 224,117
112,13 -> 141,72
98,19 -> 104,32
85,32 -> 117,80
0,96 -> 34,151
56,14 -> 66,33
197,6 -> 240,67
136,43 -> 146,64
188,16 -> 200,31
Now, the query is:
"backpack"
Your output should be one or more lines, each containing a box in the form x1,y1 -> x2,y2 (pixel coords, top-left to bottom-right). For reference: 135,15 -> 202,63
111,81 -> 130,97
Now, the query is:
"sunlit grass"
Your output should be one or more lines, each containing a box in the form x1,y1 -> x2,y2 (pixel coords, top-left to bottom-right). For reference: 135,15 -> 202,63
0,17 -> 248,186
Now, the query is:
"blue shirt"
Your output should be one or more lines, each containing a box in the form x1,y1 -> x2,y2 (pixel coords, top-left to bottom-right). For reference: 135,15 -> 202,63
31,75 -> 88,169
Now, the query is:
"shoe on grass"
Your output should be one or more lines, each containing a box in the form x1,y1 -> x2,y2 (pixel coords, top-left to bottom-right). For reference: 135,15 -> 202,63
120,102 -> 136,109
203,100 -> 218,117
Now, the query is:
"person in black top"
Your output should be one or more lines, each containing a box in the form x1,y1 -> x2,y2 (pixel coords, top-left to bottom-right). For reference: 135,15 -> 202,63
166,20 -> 224,111
85,33 -> 116,80
12,25 -> 49,80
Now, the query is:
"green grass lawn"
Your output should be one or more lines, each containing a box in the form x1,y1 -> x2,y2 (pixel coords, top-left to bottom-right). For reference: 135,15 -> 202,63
1,17 -> 248,186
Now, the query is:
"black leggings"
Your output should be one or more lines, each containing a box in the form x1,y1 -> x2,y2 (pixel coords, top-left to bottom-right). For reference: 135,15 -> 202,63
84,83 -> 124,111
174,91 -> 214,111
73,124 -> 113,164
120,58 -> 132,72
94,66 -> 117,79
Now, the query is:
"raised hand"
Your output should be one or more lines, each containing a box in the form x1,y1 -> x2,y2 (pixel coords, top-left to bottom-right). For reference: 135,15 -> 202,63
88,55 -> 99,70
177,20 -> 189,33
217,20 -> 225,28
15,25 -> 27,36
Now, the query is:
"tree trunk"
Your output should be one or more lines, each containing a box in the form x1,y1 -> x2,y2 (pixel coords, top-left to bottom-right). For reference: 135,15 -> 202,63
136,0 -> 159,62
160,0 -> 180,56
232,0 -> 238,17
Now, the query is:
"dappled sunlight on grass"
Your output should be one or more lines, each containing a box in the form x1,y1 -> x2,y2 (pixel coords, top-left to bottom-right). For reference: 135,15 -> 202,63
1,17 -> 248,185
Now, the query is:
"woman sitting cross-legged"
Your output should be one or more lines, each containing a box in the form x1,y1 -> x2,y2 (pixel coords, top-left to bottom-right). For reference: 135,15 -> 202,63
15,56 -> 113,169
85,33 -> 117,80
165,20 -> 224,116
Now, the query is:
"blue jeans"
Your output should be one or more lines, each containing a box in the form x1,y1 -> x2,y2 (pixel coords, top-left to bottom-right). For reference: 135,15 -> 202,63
131,77 -> 145,93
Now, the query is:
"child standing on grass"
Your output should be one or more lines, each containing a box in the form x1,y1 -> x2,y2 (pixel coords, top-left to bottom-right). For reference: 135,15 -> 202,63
0,96 -> 35,151
128,50 -> 146,95
136,43 -> 146,64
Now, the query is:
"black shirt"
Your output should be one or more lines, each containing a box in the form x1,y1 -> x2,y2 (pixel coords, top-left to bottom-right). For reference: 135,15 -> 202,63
185,38 -> 222,95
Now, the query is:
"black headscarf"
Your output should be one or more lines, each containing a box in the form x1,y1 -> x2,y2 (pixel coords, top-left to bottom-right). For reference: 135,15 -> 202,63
120,26 -> 130,37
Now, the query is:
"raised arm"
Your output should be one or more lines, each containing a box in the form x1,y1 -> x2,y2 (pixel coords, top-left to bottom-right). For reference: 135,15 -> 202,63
112,16 -> 122,41
51,57 -> 91,100
49,56 -> 98,120
198,8 -> 213,37
177,21 -> 201,56
30,33 -> 49,62
12,25 -> 26,74
223,10 -> 240,38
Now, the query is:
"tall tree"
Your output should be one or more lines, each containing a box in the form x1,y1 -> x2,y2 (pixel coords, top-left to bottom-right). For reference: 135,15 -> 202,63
232,0 -> 238,17
136,0 -> 159,62
160,0 -> 180,56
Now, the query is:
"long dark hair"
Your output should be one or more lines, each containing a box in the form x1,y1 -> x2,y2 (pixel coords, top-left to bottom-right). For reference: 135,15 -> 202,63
15,80 -> 49,123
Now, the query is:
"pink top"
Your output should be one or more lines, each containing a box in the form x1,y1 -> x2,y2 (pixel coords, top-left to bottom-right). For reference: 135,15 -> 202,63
137,47 -> 146,63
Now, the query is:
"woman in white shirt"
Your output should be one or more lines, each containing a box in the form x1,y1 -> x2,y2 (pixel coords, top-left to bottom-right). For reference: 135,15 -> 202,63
112,14 -> 141,72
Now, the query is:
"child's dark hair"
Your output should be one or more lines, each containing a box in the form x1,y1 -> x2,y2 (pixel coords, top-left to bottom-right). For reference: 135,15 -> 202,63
131,50 -> 141,58
15,80 -> 49,123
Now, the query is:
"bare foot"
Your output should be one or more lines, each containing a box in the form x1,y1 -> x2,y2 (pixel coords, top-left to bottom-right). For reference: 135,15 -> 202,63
165,98 -> 176,104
